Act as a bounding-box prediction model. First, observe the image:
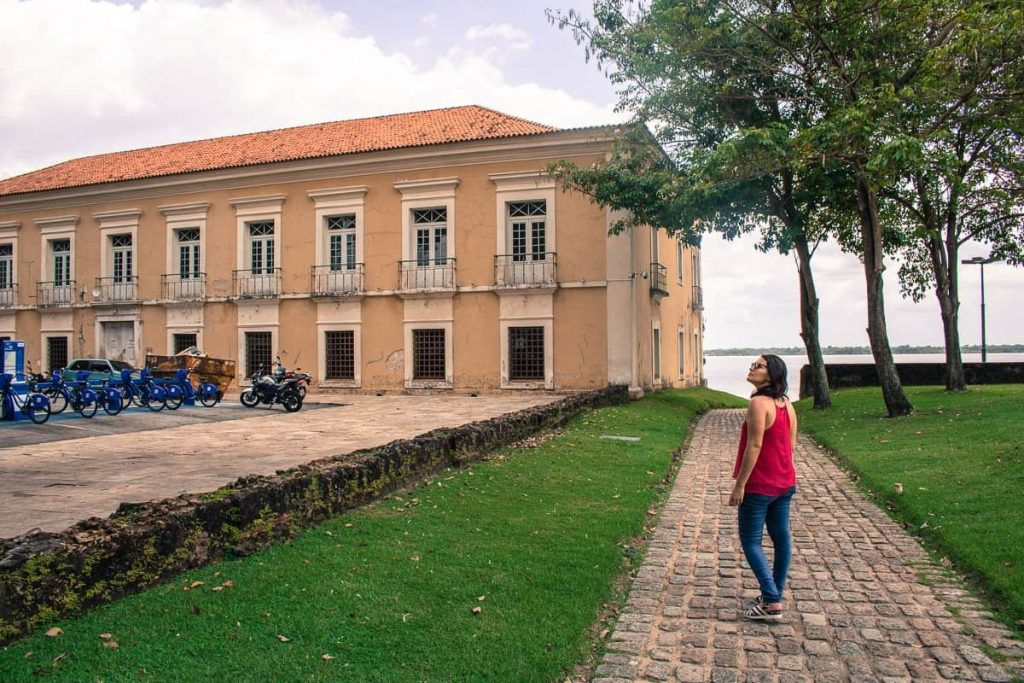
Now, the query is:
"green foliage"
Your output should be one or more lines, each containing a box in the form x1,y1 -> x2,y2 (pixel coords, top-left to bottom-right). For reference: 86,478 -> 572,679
0,389 -> 744,681
797,385 -> 1024,634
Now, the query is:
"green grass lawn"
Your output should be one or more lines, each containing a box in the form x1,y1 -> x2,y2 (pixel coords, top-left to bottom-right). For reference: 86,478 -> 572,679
796,385 -> 1024,634
0,388 -> 744,682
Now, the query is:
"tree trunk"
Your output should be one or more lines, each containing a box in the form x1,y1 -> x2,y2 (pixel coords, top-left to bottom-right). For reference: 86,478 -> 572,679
926,232 -> 966,391
857,177 -> 914,416
794,235 -> 831,409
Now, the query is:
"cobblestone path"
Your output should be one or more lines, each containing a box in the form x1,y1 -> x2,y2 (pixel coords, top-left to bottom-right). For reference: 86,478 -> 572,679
595,409 -> 1023,683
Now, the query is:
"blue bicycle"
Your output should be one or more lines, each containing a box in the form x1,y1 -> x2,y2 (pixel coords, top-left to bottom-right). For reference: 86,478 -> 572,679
117,368 -> 167,412
162,368 -> 221,409
1,373 -> 51,424
43,369 -> 100,418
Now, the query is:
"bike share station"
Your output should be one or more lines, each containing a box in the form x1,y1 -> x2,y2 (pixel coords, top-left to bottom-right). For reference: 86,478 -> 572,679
1,339 -> 225,427
1,339 -> 32,422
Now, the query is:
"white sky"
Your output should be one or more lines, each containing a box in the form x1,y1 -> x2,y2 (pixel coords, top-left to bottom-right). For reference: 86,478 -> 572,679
1,0 -> 1020,350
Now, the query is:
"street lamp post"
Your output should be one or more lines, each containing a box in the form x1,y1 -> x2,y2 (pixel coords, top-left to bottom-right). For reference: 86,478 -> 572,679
961,256 -> 996,363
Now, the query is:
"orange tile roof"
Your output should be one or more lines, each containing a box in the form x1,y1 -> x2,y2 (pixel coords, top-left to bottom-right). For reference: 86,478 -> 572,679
0,106 -> 558,197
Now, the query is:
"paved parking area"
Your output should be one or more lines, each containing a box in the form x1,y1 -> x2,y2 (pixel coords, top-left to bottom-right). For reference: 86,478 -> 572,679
0,393 -> 557,538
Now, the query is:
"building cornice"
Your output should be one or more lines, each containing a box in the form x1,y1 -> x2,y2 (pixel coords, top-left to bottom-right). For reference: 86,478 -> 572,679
158,201 -> 211,217
0,220 -> 20,237
307,186 -> 369,206
0,128 -> 618,214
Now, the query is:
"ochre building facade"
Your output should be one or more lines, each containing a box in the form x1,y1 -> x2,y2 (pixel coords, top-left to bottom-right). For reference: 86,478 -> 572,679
0,106 -> 703,394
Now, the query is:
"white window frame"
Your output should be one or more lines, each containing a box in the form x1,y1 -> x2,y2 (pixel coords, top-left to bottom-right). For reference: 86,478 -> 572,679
318,323 -> 361,388
41,333 -> 71,374
652,321 -> 662,384
678,326 -> 686,381
651,227 -> 660,265
309,186 -> 367,270
404,321 -> 453,389
229,195 -> 285,273
506,200 -> 549,262
0,221 -> 19,294
160,202 -> 210,285
394,178 -> 459,264
36,216 -> 78,302
94,210 -> 140,286
676,239 -> 685,286
490,171 -> 557,260
499,318 -> 553,389
691,249 -> 701,287
247,220 -> 276,274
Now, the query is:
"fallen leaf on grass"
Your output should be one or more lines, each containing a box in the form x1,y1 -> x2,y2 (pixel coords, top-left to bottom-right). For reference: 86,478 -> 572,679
599,628 -> 609,639
277,635 -> 290,642
183,581 -> 205,591
322,654 -> 335,661
98,633 -> 113,640
344,523 -> 354,528
45,628 -> 62,638
471,607 -> 482,615
53,652 -> 69,664
477,595 -> 486,602
103,639 -> 119,649
411,555 -> 420,562
23,651 -> 32,659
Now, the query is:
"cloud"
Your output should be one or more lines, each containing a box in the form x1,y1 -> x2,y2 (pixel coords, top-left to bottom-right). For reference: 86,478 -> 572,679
464,23 -> 532,51
0,0 -> 617,180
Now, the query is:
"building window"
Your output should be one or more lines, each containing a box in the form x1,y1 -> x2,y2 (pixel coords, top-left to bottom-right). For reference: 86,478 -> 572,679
676,240 -> 685,286
248,221 -> 275,274
412,208 -> 447,266
691,251 -> 701,287
47,336 -> 68,372
173,333 -> 198,354
679,330 -> 686,378
111,234 -> 133,283
51,239 -> 71,285
653,328 -> 662,382
324,330 -> 355,380
245,331 -> 273,377
177,229 -> 201,279
412,329 -> 446,380
0,243 -> 11,289
508,326 -> 545,380
507,201 -> 547,262
326,215 -> 357,271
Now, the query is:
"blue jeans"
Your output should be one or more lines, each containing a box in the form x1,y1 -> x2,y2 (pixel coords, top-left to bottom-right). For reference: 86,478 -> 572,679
738,486 -> 796,605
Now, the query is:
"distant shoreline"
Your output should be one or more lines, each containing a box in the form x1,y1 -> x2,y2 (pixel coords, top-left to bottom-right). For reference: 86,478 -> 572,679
705,344 -> 1024,356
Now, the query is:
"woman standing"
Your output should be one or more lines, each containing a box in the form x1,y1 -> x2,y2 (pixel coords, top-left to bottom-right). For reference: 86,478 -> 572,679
728,354 -> 798,620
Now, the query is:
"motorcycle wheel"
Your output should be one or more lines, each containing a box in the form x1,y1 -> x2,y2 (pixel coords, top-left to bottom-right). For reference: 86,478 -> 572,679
297,384 -> 307,400
25,394 -> 51,425
199,384 -> 220,407
280,390 -> 302,413
240,389 -> 260,408
47,388 -> 68,414
165,385 -> 184,411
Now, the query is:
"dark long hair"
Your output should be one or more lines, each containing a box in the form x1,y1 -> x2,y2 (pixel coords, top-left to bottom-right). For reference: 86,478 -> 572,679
751,354 -> 788,399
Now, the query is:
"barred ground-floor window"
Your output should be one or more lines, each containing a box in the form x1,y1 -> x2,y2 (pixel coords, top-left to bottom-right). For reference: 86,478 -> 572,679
47,336 -> 68,372
173,333 -> 198,355
412,329 -> 446,380
245,331 -> 272,377
508,326 -> 544,381
325,330 -> 355,380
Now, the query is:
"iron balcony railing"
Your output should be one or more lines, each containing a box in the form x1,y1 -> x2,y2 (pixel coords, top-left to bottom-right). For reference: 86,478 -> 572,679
37,280 -> 76,307
650,262 -> 669,297
162,273 -> 207,301
233,268 -> 281,298
691,285 -> 704,311
494,252 -> 557,287
311,264 -> 364,297
95,276 -> 138,303
399,258 -> 456,291
0,284 -> 16,308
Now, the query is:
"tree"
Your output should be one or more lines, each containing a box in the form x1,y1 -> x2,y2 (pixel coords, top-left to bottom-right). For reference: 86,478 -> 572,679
554,0 -> 1023,416
548,1 -> 842,409
890,68 -> 1024,390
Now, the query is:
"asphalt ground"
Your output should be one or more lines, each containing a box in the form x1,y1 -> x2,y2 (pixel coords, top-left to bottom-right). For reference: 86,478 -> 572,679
0,399 -> 333,448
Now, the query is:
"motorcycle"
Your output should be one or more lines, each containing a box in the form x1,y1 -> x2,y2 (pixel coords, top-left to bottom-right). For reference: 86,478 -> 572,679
270,356 -> 311,399
239,366 -> 303,412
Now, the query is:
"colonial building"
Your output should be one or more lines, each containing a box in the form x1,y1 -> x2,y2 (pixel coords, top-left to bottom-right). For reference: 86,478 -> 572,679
0,106 -> 703,394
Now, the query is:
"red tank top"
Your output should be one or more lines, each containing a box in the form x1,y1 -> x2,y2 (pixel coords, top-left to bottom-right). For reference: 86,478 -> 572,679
733,402 -> 796,496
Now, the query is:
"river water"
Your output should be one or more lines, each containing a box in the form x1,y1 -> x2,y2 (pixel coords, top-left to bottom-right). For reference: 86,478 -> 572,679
705,353 -> 1024,399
